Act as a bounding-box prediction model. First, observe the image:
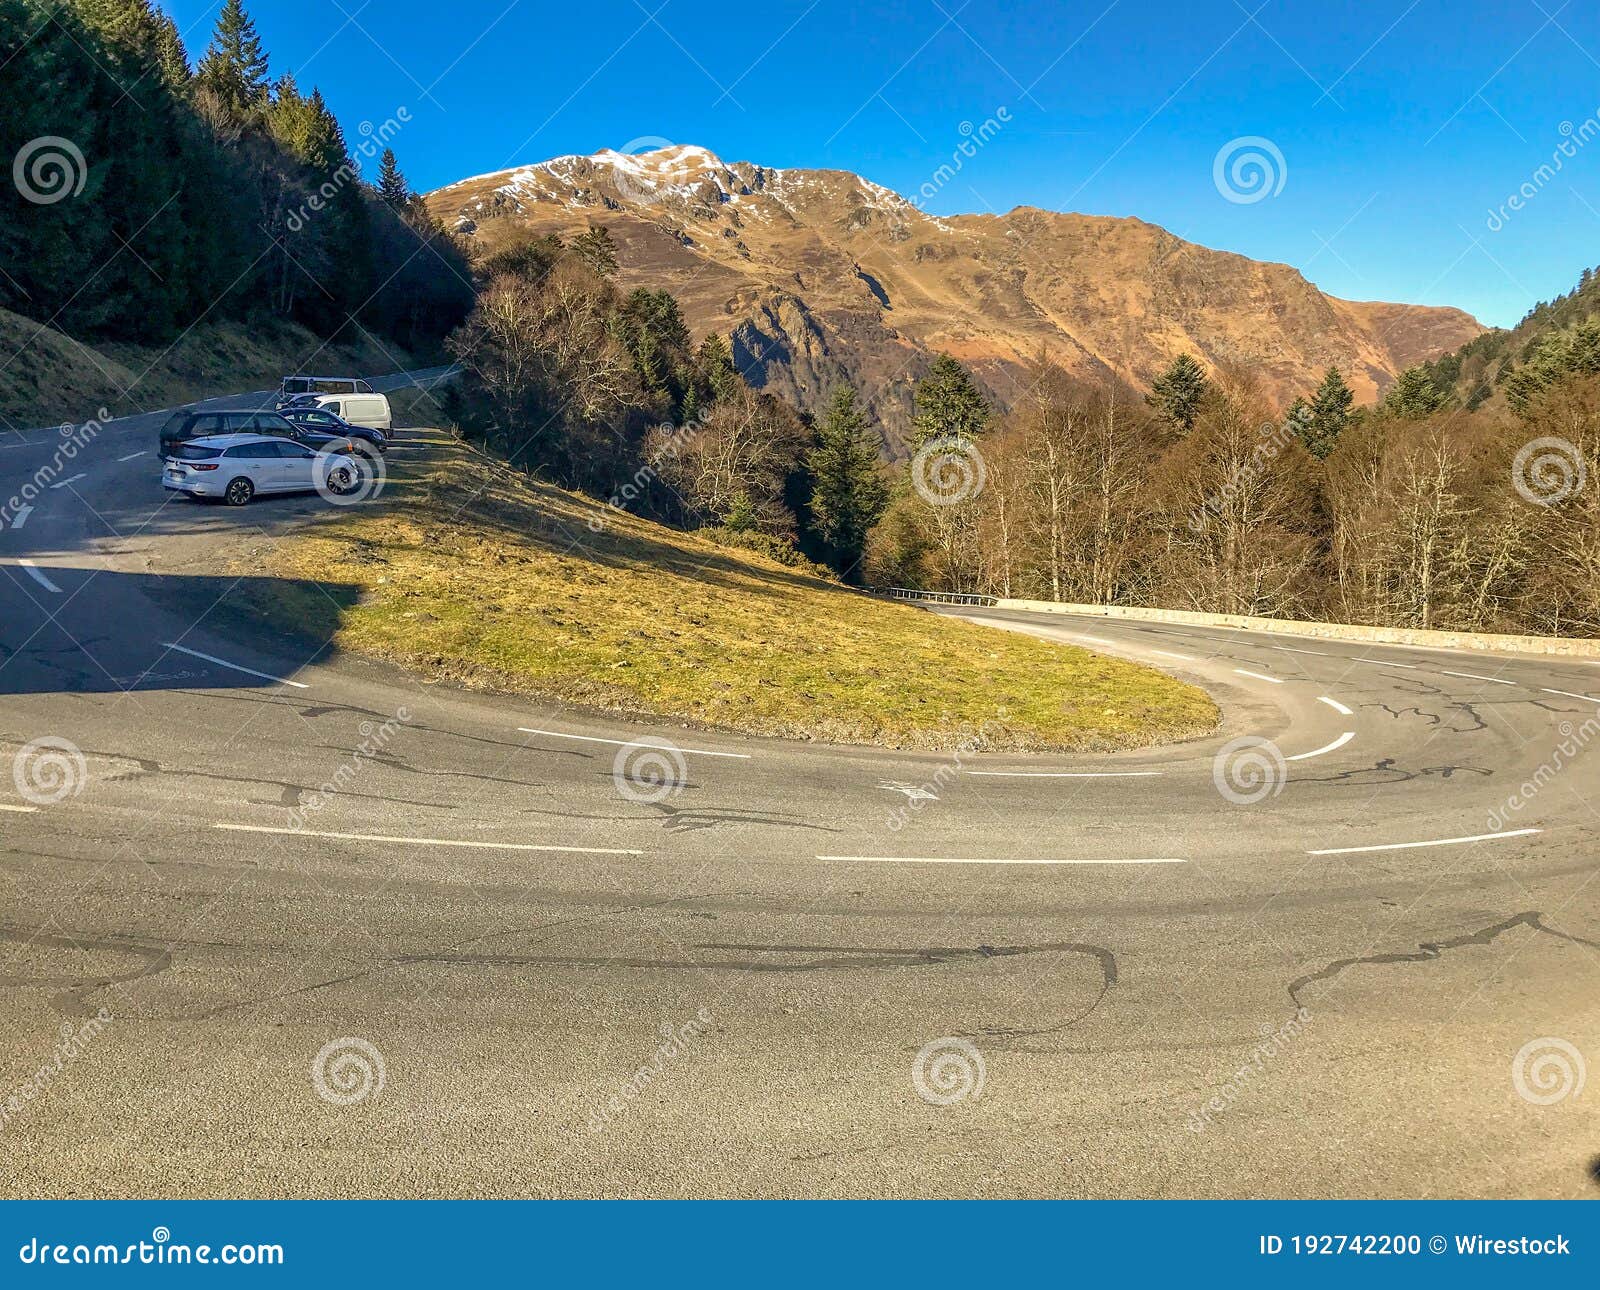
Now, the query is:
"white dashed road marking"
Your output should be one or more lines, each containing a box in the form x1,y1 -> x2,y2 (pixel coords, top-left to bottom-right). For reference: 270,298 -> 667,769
964,770 -> 1163,778
1317,696 -> 1354,716
517,728 -> 751,758
1441,670 -> 1515,686
0,804 -> 39,813
1308,828 -> 1541,856
1271,645 -> 1330,656
813,854 -> 1186,866
1286,731 -> 1356,762
161,642 -> 310,688
1234,668 -> 1283,684
1540,687 -> 1598,703
118,451 -> 146,462
49,473 -> 86,490
216,824 -> 643,855
1152,649 -> 1194,661
1353,658 -> 1418,670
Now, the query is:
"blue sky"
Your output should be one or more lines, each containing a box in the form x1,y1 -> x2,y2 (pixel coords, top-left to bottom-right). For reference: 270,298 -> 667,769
163,0 -> 1600,328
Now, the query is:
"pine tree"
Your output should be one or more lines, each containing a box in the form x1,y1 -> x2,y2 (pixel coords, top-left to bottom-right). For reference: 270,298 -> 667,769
1382,366 -> 1446,419
196,0 -> 269,123
152,11 -> 191,87
571,225 -> 619,277
377,148 -> 409,209
1147,353 -> 1208,433
696,334 -> 741,403
911,353 -> 989,446
1300,367 -> 1354,459
807,385 -> 890,579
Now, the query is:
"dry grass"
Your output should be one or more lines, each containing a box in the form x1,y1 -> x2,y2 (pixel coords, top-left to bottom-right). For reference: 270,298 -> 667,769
0,306 -> 413,431
243,423 -> 1219,751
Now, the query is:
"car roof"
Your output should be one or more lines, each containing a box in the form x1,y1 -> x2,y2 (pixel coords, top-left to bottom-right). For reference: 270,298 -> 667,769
283,375 -> 361,381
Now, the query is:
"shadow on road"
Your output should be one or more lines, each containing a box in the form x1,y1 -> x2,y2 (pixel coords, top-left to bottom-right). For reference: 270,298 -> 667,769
0,567 -> 360,696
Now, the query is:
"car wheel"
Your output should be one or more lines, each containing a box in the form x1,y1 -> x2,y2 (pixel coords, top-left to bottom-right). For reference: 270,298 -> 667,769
327,465 -> 356,495
224,477 -> 254,507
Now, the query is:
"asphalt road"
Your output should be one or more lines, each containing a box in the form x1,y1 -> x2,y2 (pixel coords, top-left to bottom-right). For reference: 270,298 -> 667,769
2,383 -> 1598,1198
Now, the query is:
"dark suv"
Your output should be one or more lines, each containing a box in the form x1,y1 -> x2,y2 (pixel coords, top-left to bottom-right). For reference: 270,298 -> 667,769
158,409 -> 355,458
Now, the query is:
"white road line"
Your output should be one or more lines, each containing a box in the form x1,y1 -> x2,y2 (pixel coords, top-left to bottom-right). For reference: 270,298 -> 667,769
963,770 -> 1163,778
1285,731 -> 1356,762
1317,696 -> 1354,716
0,803 -> 38,813
1353,657 -> 1418,670
1234,668 -> 1284,684
1308,828 -> 1541,856
216,824 -> 642,855
8,504 -> 31,530
1540,687 -> 1599,703
1271,645 -> 1330,656
1074,635 -> 1116,645
16,560 -> 61,593
118,451 -> 146,462
813,854 -> 1186,866
160,642 -> 310,689
48,473 -> 87,490
1440,669 -> 1516,686
1152,649 -> 1194,661
516,727 -> 750,759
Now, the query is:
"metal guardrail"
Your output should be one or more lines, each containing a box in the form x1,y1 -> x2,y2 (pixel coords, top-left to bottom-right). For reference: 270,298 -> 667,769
885,587 -> 999,607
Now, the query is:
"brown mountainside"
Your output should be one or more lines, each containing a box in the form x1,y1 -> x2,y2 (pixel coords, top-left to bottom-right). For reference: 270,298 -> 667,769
427,145 -> 1483,449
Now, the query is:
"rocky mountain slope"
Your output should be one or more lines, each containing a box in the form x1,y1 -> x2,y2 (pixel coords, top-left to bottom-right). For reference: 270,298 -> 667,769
427,145 -> 1483,448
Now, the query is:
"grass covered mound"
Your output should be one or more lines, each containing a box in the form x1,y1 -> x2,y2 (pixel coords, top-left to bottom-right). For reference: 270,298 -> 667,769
247,425 -> 1219,752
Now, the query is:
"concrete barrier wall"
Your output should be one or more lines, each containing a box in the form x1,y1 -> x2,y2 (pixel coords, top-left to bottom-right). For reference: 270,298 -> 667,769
989,598 -> 1600,659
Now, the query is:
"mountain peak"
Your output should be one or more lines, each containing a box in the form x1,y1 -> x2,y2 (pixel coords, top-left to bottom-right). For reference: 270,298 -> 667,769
427,149 -> 1483,444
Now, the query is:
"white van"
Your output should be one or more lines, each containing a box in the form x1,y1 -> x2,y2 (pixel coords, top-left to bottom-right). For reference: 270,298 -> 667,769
312,391 -> 392,431
279,375 -> 374,402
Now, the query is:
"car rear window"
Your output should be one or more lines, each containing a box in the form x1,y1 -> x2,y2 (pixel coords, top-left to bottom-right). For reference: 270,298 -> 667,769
250,413 -> 295,434
173,445 -> 221,460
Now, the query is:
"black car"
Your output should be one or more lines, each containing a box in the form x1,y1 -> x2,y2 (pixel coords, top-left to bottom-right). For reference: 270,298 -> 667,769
158,408 -> 358,459
279,405 -> 387,453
